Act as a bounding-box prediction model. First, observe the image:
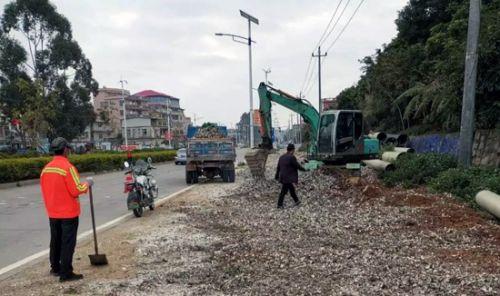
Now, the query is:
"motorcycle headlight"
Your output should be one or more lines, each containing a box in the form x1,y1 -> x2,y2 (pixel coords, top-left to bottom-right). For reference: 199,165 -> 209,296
150,179 -> 157,186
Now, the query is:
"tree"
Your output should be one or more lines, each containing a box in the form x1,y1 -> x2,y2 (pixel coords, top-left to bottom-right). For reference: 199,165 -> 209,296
0,0 -> 98,143
336,0 -> 500,134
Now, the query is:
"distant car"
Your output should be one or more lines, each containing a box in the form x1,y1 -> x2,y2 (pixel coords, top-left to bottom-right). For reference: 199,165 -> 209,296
175,148 -> 187,165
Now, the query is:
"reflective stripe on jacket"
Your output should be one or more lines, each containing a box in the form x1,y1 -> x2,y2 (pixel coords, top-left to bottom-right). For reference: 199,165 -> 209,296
40,156 -> 88,218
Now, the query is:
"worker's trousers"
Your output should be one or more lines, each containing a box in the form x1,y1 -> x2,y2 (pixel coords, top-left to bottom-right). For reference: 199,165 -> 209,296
278,183 -> 299,207
49,217 -> 79,276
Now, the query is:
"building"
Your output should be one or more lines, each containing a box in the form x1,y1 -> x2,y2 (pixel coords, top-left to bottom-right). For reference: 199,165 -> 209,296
323,97 -> 338,111
84,87 -> 191,149
236,110 -> 262,147
132,90 -> 191,148
88,87 -> 131,148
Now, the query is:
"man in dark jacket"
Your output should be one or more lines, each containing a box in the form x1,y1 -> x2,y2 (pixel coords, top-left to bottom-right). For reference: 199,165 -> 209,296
275,143 -> 306,209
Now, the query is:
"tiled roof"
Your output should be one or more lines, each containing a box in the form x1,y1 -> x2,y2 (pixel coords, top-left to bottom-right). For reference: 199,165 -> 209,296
134,90 -> 174,98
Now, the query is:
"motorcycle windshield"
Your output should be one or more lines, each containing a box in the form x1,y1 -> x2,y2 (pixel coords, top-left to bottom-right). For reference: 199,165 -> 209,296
133,159 -> 148,174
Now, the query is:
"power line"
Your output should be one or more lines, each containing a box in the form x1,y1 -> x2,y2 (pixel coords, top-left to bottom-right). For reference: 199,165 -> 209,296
302,60 -> 317,97
318,0 -> 351,48
303,71 -> 318,99
324,0 -> 366,53
315,0 -> 345,48
299,55 -> 313,95
300,0 -> 344,96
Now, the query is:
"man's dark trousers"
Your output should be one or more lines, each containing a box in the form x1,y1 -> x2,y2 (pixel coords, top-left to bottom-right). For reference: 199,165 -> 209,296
278,183 -> 299,207
49,217 -> 79,276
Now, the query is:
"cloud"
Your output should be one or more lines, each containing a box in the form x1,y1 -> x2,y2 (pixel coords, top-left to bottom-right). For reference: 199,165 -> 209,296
108,11 -> 139,29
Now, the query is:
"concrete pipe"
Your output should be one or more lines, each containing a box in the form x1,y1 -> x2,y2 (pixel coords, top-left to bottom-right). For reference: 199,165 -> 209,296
381,151 -> 407,163
394,147 -> 415,153
385,134 -> 409,146
368,132 -> 387,142
362,159 -> 395,172
475,190 -> 500,219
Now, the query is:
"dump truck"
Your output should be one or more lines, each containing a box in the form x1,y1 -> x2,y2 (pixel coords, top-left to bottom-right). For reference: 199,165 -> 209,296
185,125 -> 236,184
245,83 -> 380,177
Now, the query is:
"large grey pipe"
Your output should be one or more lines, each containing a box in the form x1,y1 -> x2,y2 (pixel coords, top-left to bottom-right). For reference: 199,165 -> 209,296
382,151 -> 407,163
394,147 -> 415,153
362,159 -> 395,172
368,132 -> 387,142
475,190 -> 500,219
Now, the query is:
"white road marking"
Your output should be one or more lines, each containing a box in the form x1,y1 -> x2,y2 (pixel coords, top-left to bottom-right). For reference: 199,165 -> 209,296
15,196 -> 26,199
0,185 -> 194,277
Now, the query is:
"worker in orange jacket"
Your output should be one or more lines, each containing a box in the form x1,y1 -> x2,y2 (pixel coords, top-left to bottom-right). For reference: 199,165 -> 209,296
40,137 -> 93,282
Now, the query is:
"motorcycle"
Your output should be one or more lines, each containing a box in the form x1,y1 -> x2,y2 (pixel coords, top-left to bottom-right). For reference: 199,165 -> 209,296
124,157 -> 159,217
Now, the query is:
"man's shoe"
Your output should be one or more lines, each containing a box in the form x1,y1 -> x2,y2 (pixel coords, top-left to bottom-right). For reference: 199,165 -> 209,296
50,269 -> 60,276
277,205 -> 284,210
295,201 -> 301,207
59,272 -> 83,282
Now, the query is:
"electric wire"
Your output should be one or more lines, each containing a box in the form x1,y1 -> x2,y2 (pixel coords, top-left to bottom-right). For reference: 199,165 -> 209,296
324,0 -> 366,53
318,0 -> 351,48
315,0 -> 345,48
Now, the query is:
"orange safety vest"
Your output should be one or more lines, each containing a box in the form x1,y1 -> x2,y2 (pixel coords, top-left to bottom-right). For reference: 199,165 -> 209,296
40,156 -> 89,218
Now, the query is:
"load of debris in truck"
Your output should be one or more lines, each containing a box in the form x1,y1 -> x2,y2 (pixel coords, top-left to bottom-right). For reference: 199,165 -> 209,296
189,123 -> 227,139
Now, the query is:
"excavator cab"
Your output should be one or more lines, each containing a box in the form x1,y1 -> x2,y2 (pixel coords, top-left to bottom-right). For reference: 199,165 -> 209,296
316,110 -> 365,164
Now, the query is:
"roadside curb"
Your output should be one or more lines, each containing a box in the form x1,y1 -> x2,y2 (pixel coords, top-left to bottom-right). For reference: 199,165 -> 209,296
0,185 -> 195,280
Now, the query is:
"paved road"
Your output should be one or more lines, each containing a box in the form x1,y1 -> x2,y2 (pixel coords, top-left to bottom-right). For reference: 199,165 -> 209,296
0,161 -> 186,269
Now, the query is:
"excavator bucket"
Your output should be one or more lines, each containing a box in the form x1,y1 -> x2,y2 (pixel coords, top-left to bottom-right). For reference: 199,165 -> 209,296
244,149 -> 270,178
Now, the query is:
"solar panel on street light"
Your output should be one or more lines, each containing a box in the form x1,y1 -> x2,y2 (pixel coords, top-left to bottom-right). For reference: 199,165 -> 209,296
240,10 -> 259,25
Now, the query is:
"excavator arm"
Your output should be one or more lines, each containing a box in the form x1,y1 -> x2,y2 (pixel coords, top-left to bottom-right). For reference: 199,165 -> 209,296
245,83 -> 320,177
257,82 -> 320,154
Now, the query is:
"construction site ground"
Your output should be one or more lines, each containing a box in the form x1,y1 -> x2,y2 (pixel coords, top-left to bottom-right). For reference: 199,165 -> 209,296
1,152 -> 500,295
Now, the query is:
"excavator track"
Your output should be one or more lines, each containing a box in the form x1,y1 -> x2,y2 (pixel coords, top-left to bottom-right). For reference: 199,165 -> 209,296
244,149 -> 270,178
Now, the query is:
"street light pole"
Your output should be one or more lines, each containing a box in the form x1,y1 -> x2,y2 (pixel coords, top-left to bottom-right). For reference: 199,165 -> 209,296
120,78 -> 128,148
215,10 -> 259,148
166,98 -> 172,148
247,18 -> 255,148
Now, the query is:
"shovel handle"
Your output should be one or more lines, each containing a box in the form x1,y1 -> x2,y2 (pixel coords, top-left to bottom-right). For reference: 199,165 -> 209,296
88,185 -> 99,255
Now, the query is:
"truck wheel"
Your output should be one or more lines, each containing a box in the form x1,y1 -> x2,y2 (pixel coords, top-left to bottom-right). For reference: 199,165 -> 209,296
192,172 -> 199,183
186,171 -> 192,184
228,169 -> 235,183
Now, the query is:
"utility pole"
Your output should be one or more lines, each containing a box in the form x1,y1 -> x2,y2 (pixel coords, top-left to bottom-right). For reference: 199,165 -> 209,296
120,78 -> 128,148
312,46 -> 327,114
458,0 -> 481,167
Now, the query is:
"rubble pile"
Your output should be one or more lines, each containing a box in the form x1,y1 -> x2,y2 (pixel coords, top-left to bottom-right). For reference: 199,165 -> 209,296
40,152 -> 499,295
182,154 -> 500,295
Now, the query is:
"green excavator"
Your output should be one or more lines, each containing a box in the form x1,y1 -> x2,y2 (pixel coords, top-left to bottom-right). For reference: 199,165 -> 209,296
244,82 -> 380,177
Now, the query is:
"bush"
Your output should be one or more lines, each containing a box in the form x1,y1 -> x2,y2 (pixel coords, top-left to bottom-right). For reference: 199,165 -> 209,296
429,167 -> 500,204
0,150 -> 176,183
382,153 -> 457,187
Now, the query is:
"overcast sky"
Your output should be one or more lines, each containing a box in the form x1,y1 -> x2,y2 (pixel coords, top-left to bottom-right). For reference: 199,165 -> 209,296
1,0 -> 408,128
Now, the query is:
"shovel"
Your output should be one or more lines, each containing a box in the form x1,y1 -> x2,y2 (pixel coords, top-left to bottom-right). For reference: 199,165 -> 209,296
87,182 -> 108,265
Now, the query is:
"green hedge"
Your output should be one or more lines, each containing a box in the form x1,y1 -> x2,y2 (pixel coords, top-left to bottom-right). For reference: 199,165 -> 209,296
0,151 -> 176,183
382,153 -> 457,187
429,167 -> 500,205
